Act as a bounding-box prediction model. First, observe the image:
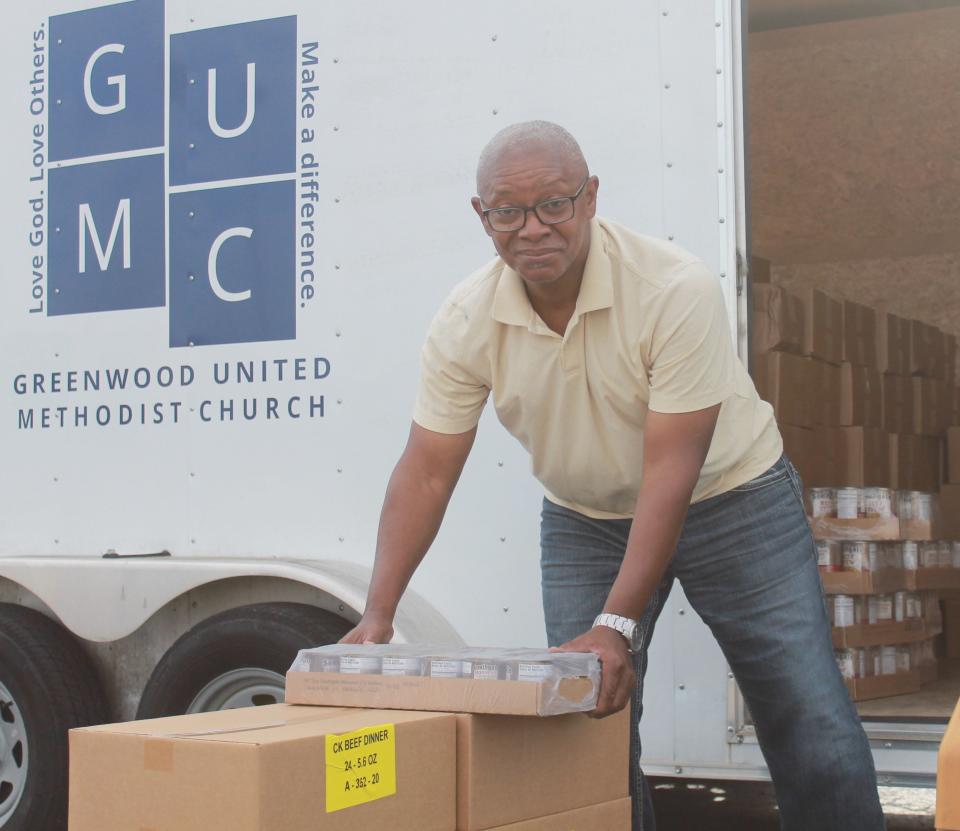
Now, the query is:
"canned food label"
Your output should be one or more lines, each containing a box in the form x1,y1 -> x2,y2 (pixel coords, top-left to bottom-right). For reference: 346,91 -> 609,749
902,541 -> 919,570
836,489 -> 860,520
428,659 -> 460,678
517,662 -> 553,682
472,661 -> 499,680
833,596 -> 854,628
381,657 -> 421,676
843,541 -> 868,571
339,656 -> 381,674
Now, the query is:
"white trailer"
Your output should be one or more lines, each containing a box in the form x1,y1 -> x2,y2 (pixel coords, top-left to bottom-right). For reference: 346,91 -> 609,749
0,1 -> 946,828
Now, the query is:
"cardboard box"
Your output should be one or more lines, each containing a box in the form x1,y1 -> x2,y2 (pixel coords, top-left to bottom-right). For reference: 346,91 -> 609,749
876,309 -> 910,375
485,799 -> 631,831
945,600 -> 960,660
946,333 -> 957,385
781,425 -> 818,487
820,568 -> 907,594
751,285 -> 804,355
935,699 -> 960,831
840,363 -> 882,428
826,426 -> 891,488
810,359 -> 842,426
904,569 -> 960,591
810,515 -> 900,542
912,377 -> 952,436
284,672 -> 597,717
68,704 -> 456,831
456,711 -> 629,830
894,434 -> 942,493
909,320 -> 941,378
831,618 -> 928,649
799,288 -> 843,364
754,351 -> 814,428
845,669 -> 920,702
938,485 -> 960,539
948,427 -> 960,484
842,300 -> 877,368
882,374 -> 913,434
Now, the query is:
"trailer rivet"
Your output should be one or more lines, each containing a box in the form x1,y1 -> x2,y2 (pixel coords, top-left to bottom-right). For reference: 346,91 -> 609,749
719,217 -> 726,224
678,683 -> 685,690
497,461 -> 504,467
55,227 -> 61,233
189,78 -> 196,85
664,83 -> 671,90
720,272 -> 726,278
335,329 -> 342,337
718,167 -> 724,174
338,536 -> 344,542
727,671 -> 734,679
333,125 -> 339,132
717,121 -> 724,128
666,162 -> 673,168
492,109 -> 499,115
500,536 -> 506,542
716,21 -> 722,27
54,288 -> 60,294
191,538 -> 196,544
57,38 -> 63,45
188,274 -> 195,281
334,197 -> 341,203
678,608 -> 685,615
333,57 -> 340,64
727,725 -> 735,733
668,235 -> 674,241
334,264 -> 341,270
188,211 -> 195,218
491,34 -> 498,41
188,341 -> 195,347
188,142 -> 195,149
56,98 -> 62,105
336,398 -> 343,404
54,539 -> 59,544
675,767 -> 683,775
716,68 -> 722,75
883,741 -> 893,749
53,477 -> 58,482
337,467 -> 342,473
662,10 -> 669,16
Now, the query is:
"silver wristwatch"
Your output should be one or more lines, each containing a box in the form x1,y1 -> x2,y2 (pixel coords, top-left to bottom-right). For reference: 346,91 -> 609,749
593,613 -> 641,652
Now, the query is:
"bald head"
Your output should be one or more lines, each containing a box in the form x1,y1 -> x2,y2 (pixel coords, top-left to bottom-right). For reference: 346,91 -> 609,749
476,121 -> 588,197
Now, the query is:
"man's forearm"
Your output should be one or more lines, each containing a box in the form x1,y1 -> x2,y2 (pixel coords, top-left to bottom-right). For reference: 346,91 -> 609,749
363,458 -> 455,620
602,462 -> 696,621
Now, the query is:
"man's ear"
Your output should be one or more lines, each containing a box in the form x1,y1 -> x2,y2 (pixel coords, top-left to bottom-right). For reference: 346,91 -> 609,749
585,175 -> 599,219
471,196 -> 493,237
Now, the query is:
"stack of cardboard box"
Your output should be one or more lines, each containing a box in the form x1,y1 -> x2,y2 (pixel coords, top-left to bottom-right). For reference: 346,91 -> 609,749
751,275 -> 960,700
69,661 -> 632,830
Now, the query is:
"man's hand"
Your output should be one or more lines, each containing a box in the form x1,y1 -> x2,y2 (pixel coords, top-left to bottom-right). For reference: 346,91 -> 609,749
339,612 -> 394,645
551,626 -> 635,718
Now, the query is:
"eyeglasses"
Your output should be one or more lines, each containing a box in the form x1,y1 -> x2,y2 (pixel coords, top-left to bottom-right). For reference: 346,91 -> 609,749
480,177 -> 589,233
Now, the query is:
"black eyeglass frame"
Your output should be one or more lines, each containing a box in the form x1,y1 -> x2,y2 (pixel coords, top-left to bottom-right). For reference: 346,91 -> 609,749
480,177 -> 590,232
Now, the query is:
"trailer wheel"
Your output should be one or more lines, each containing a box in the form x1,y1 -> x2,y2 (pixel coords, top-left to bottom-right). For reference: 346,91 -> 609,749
0,604 -> 108,831
136,602 -> 351,718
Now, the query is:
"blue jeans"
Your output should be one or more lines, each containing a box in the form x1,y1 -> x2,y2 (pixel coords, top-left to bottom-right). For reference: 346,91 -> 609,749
540,456 -> 885,831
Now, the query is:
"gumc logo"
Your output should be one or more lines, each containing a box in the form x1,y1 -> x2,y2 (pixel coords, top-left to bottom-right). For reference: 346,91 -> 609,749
47,0 -> 297,347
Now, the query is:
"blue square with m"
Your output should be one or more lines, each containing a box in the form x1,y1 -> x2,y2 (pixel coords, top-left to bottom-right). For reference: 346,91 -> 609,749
169,16 -> 296,186
49,0 -> 165,162
48,154 -> 165,315
169,180 -> 295,347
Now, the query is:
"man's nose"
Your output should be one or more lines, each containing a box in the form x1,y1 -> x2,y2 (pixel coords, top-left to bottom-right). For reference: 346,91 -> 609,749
518,210 -> 551,240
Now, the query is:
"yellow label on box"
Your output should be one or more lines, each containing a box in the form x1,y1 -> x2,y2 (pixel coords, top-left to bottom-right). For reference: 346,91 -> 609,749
325,722 -> 397,812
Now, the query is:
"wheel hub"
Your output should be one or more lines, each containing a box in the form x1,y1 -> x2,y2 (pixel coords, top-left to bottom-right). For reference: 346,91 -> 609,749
0,682 -> 28,826
186,668 -> 286,713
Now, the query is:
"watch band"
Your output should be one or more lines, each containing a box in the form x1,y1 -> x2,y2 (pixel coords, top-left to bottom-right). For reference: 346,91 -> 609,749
593,613 -> 639,651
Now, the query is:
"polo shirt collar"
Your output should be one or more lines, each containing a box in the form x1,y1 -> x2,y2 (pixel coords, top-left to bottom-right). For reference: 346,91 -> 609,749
492,219 -> 613,327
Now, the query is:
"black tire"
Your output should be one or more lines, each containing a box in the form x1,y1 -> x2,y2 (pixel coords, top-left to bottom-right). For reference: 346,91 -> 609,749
136,602 -> 351,719
0,603 -> 108,831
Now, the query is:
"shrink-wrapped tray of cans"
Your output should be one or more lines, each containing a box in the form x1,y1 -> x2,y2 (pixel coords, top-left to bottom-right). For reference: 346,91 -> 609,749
287,644 -> 603,716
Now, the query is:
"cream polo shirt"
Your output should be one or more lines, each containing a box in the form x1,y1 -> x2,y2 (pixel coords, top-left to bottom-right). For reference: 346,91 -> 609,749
413,217 -> 783,519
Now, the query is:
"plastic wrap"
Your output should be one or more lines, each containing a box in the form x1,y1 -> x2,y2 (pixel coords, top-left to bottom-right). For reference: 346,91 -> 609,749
288,644 -> 602,716
806,488 -> 943,541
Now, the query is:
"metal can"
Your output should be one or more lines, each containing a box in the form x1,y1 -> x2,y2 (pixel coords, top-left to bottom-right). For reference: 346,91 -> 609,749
863,487 -> 893,519
938,541 -> 952,568
424,658 -> 461,678
339,654 -> 382,675
836,487 -> 861,520
919,541 -> 939,569
886,542 -> 903,570
954,542 -> 960,569
914,492 -> 933,522
867,542 -> 882,572
315,655 -> 340,673
895,491 -> 912,521
868,594 -> 893,623
893,591 -> 907,622
904,592 -> 921,620
896,646 -> 911,673
843,541 -> 869,571
468,660 -> 502,680
832,595 -> 855,628
381,656 -> 423,676
854,597 -> 869,625
835,649 -> 856,680
902,540 -> 919,571
517,661 -> 554,682
810,487 -> 836,518
816,539 -> 842,572
880,645 -> 898,676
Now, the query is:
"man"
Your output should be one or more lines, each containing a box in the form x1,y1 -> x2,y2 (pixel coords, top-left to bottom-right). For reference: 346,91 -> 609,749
341,121 -> 884,831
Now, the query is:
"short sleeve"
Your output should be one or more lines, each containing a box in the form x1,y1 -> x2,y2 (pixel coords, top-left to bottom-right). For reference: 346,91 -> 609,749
413,301 -> 491,434
646,262 -> 737,414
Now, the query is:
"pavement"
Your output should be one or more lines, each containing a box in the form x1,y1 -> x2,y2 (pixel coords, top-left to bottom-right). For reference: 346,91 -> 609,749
648,779 -> 937,829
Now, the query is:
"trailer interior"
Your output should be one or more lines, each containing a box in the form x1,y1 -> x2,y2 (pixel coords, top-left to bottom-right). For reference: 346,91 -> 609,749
747,0 -> 960,724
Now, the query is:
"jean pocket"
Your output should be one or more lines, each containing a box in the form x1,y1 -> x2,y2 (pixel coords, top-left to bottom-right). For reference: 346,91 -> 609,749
729,458 -> 789,493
